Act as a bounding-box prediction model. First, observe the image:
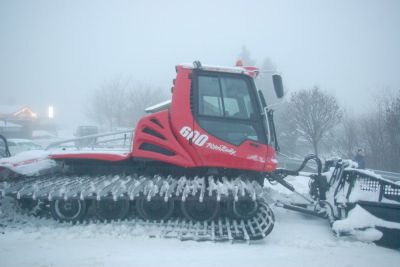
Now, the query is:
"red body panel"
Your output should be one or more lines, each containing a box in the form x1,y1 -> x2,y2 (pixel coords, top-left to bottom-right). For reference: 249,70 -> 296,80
132,66 -> 277,173
52,64 -> 277,173
131,110 -> 196,167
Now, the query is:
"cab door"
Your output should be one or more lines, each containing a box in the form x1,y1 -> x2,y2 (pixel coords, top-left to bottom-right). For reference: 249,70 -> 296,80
190,71 -> 270,172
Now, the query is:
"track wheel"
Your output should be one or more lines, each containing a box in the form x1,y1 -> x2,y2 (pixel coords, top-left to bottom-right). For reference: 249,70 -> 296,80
136,197 -> 174,221
228,197 -> 258,220
50,199 -> 87,223
17,198 -> 46,216
94,199 -> 130,221
181,197 -> 219,222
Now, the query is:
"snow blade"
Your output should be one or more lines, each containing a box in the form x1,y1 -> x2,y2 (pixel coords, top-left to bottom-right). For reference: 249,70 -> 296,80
329,161 -> 400,248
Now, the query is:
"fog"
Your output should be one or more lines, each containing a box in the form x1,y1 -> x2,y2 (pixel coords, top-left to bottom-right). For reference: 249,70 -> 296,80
1,0 -> 399,129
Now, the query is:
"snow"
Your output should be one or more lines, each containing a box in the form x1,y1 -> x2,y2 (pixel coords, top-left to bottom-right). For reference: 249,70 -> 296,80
50,149 -> 130,155
1,164 -> 399,266
0,148 -> 129,176
145,99 -> 171,113
0,203 -> 399,267
0,150 -> 55,176
180,63 -> 247,73
264,175 -> 312,204
346,167 -> 400,186
332,205 -> 400,234
348,180 -> 381,202
352,228 -> 383,242
346,179 -> 400,204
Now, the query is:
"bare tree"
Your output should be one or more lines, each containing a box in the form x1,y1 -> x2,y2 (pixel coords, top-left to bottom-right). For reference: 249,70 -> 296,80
86,79 -> 169,130
289,87 -> 342,156
274,101 -> 299,155
332,112 -> 361,158
86,78 -> 129,130
331,90 -> 400,171
360,106 -> 388,170
385,92 -> 400,171
125,83 -> 169,126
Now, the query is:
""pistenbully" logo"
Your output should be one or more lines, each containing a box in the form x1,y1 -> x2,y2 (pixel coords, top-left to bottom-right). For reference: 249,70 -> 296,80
179,126 -> 236,155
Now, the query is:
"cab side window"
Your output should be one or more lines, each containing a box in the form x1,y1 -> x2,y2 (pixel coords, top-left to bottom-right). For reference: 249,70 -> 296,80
196,73 -> 264,146
198,76 -> 223,117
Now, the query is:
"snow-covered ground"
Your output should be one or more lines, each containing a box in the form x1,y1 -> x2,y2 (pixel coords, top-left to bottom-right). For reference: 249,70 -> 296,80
1,175 -> 399,267
1,207 -> 399,267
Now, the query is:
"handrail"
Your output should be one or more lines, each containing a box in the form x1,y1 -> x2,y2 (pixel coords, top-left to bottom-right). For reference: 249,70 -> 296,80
46,129 -> 134,150
277,154 -> 400,181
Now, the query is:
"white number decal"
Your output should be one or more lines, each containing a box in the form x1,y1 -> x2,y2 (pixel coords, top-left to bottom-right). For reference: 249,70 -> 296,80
194,134 -> 208,146
179,126 -> 208,147
180,126 -> 192,138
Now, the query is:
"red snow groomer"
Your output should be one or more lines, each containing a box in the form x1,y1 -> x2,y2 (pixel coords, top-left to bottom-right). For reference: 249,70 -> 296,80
0,61 -> 399,245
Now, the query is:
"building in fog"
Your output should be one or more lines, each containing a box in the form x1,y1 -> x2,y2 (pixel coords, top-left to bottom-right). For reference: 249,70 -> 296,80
0,105 -> 39,138
0,120 -> 23,138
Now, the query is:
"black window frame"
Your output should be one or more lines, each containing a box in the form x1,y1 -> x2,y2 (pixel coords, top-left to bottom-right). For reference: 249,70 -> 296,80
191,70 -> 268,146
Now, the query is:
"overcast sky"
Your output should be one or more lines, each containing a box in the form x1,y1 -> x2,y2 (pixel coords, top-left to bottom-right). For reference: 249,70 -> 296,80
0,0 -> 399,128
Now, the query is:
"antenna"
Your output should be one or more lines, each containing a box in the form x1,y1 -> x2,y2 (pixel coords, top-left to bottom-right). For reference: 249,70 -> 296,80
193,61 -> 202,69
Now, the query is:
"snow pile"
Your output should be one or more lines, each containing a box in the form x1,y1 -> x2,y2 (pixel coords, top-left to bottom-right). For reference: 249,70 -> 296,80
0,148 -> 131,177
332,204 -> 400,242
352,228 -> 383,243
0,150 -> 55,176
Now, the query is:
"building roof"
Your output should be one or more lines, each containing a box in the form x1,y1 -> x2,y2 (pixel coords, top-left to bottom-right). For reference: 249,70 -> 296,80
0,105 -> 37,118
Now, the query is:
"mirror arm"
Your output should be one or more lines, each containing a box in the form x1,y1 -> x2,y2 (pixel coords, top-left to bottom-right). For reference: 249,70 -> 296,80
0,134 -> 11,158
267,109 -> 280,152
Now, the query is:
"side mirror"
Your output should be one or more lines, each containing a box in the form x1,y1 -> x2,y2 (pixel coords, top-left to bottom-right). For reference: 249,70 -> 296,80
272,74 -> 284,99
0,134 -> 11,158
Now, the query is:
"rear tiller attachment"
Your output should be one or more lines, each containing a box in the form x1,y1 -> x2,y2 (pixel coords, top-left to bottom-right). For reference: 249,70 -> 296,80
269,155 -> 400,248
